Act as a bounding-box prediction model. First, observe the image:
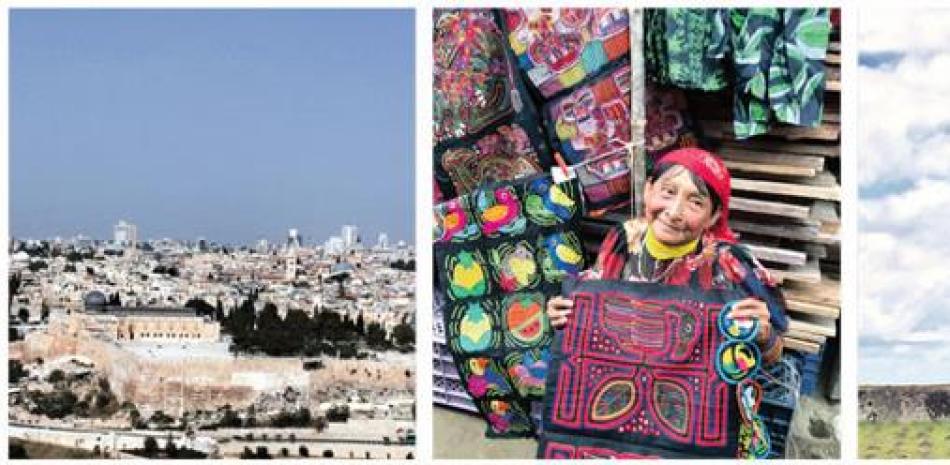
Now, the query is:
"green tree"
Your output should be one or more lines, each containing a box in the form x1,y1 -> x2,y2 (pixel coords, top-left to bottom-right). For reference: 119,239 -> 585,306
9,442 -> 28,459
255,303 -> 284,355
392,323 -> 414,347
143,436 -> 159,458
46,369 -> 66,384
365,322 -> 388,349
129,408 -> 142,429
9,360 -> 27,384
225,298 -> 257,352
282,309 -> 311,354
185,298 -> 215,318
164,436 -> 177,458
220,405 -> 241,427
30,389 -> 78,418
9,273 -> 21,307
356,311 -> 366,336
28,261 -> 48,272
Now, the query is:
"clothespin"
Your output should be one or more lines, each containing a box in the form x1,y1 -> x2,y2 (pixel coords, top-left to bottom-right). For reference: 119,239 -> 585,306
551,152 -> 575,184
553,151 -> 570,179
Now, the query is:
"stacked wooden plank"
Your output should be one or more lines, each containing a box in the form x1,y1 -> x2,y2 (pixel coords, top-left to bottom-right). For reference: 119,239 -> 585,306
683,39 -> 842,354
579,39 -> 842,356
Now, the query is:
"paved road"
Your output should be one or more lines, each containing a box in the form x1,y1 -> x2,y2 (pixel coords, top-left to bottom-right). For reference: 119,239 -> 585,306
10,422 -> 415,459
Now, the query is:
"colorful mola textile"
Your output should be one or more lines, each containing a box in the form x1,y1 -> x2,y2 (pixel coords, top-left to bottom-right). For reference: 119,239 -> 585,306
645,84 -> 698,159
539,279 -> 746,458
440,124 -> 544,197
503,8 -> 630,98
434,175 -> 586,437
546,62 -> 632,164
433,9 -> 514,145
433,9 -> 553,200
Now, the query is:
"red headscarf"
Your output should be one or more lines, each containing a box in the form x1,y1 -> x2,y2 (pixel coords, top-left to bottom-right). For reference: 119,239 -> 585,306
655,148 -> 737,243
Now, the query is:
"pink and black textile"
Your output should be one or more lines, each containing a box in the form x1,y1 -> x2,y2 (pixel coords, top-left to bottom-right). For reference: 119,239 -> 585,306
539,279 -> 745,458
433,9 -> 553,200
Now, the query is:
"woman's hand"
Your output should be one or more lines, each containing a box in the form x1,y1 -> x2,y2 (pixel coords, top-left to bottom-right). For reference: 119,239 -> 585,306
547,296 -> 574,329
727,297 -> 772,343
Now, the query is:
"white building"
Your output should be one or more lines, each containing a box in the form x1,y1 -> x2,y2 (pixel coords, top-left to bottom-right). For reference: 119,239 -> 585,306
325,236 -> 345,255
114,220 -> 137,248
287,228 -> 301,250
341,225 -> 359,250
377,233 -> 390,250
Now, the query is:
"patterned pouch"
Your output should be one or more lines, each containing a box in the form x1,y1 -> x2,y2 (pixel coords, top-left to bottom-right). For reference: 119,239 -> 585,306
575,150 -> 632,216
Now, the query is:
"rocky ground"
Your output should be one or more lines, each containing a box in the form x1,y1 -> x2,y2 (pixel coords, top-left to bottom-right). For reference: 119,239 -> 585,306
784,395 -> 841,459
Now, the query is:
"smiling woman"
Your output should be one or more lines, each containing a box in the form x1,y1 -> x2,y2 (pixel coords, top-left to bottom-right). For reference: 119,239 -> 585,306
546,148 -> 786,363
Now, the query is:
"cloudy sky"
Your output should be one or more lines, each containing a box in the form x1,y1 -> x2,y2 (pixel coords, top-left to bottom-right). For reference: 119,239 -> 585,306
859,9 -> 950,384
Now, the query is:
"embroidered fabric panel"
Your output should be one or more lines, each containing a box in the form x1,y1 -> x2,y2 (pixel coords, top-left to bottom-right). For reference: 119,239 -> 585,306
575,149 -> 632,216
644,9 -> 730,91
434,175 -> 586,437
433,9 -> 514,145
502,9 -> 630,98
645,84 -> 699,159
546,63 -> 632,164
440,124 -> 544,197
539,279 -> 743,458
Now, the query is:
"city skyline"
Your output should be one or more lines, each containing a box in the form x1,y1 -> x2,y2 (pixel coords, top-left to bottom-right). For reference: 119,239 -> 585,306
11,9 -> 414,245
11,220 -> 410,249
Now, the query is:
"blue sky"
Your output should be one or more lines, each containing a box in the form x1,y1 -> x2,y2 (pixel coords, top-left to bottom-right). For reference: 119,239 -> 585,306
859,9 -> 950,384
10,9 -> 414,246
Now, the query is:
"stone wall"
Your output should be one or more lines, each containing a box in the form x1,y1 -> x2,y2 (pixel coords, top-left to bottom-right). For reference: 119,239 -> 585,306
859,385 -> 950,422
12,331 -> 414,413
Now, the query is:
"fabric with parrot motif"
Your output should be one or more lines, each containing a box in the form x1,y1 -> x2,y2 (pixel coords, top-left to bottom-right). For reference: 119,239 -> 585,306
434,174 -> 585,437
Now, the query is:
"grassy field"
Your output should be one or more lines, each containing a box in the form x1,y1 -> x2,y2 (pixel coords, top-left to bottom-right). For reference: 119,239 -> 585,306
859,421 -> 950,459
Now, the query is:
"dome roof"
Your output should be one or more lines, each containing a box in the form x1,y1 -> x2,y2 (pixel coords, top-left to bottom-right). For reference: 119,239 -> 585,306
84,290 -> 108,309
331,262 -> 356,274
